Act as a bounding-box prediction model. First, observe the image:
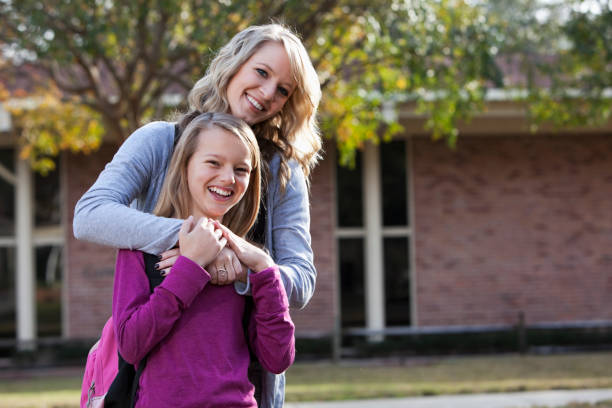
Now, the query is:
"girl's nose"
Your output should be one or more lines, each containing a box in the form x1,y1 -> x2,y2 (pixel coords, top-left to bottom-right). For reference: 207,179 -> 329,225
219,166 -> 235,184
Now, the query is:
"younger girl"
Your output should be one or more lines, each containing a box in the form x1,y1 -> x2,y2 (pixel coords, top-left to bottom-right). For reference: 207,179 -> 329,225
112,112 -> 294,407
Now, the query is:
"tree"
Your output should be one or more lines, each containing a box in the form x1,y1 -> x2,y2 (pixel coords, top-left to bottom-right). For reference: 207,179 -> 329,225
0,0 -> 610,168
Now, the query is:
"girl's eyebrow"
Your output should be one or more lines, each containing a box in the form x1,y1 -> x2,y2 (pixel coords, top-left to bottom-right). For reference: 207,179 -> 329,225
203,153 -> 251,167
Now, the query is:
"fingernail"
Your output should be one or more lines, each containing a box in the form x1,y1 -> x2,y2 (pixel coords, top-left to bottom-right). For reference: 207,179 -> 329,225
155,263 -> 160,270
157,255 -> 162,261
160,270 -> 167,277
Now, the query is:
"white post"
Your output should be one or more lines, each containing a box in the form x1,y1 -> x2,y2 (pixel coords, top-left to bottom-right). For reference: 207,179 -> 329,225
362,142 -> 385,341
15,155 -> 36,350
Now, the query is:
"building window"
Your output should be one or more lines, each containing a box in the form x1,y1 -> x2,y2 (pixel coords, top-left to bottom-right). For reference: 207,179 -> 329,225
336,140 -> 412,332
36,245 -> 63,337
0,148 -> 64,340
381,141 -> 408,227
35,164 -> 61,227
0,247 -> 16,338
384,237 -> 411,326
0,148 -> 15,236
338,238 -> 365,328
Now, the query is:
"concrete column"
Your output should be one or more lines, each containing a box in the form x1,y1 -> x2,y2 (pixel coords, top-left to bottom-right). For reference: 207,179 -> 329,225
362,142 -> 385,341
15,155 -> 36,350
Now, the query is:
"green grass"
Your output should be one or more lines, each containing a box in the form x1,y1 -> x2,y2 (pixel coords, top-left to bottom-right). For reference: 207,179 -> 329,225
2,352 -> 612,407
285,352 -> 612,401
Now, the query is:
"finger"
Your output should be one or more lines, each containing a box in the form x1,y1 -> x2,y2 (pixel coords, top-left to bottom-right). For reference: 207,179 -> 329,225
221,229 -> 239,253
157,255 -> 179,270
224,262 -> 236,285
179,216 -> 193,239
196,217 -> 208,231
159,248 -> 180,261
217,265 -> 228,285
232,256 -> 244,281
208,265 -> 219,285
213,228 -> 223,240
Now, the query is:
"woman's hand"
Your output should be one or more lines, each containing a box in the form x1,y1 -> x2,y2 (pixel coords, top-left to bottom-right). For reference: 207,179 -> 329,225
207,247 -> 247,285
179,216 -> 226,268
156,247 -> 181,276
215,222 -> 274,273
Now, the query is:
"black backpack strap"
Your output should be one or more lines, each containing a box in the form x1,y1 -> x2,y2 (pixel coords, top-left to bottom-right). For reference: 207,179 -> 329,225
104,355 -> 136,408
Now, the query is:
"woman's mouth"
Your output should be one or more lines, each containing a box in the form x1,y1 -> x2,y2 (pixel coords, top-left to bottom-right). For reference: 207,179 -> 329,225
246,94 -> 264,111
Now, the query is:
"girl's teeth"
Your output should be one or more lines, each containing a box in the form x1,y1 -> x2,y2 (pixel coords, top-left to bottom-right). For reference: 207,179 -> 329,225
209,187 -> 231,197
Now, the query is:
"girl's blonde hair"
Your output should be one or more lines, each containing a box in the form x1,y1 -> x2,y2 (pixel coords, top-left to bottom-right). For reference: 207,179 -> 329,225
183,23 -> 322,190
155,112 -> 261,237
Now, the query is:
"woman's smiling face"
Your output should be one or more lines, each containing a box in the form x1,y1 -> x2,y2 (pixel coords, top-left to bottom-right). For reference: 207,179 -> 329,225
186,127 -> 252,221
226,41 -> 296,125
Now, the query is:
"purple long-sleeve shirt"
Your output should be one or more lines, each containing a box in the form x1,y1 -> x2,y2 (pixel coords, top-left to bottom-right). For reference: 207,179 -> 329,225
112,249 -> 295,408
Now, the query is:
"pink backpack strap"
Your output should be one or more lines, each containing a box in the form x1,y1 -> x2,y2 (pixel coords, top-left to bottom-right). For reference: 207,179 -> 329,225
81,317 -> 119,408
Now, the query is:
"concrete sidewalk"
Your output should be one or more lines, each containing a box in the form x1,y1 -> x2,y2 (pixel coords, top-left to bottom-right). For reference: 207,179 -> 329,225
286,388 -> 612,408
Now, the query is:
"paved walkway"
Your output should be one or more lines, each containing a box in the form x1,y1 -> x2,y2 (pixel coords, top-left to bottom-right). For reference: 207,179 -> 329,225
286,388 -> 612,408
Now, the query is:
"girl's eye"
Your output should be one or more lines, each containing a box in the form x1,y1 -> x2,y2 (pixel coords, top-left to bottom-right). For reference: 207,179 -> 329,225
278,86 -> 289,97
256,68 -> 267,78
207,160 -> 220,167
236,167 -> 250,174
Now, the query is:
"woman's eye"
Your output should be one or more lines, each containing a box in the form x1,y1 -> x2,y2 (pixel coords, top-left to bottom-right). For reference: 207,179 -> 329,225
278,87 -> 289,97
256,68 -> 267,78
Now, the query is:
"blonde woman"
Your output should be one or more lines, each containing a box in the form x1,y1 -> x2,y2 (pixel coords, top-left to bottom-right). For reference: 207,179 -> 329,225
74,24 -> 321,407
112,112 -> 294,407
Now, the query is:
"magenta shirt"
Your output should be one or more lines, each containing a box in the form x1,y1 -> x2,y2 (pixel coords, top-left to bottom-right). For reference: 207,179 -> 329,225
112,249 -> 295,408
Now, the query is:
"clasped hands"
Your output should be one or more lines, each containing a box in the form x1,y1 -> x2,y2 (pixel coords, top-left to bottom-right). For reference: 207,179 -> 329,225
156,216 -> 273,284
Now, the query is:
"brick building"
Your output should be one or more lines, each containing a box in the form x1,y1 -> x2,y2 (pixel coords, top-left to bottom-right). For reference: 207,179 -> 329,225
1,99 -> 612,352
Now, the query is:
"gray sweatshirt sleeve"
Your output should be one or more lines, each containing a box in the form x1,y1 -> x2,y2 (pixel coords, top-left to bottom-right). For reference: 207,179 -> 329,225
268,158 -> 317,310
73,121 -> 182,254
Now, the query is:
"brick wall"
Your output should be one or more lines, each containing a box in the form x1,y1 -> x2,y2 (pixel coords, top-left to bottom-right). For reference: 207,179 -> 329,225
290,142 -> 337,336
64,140 -> 338,339
64,144 -> 118,339
412,133 -> 612,327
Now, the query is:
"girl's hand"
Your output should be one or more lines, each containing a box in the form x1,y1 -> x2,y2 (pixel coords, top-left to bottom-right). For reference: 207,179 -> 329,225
207,247 -> 247,285
179,216 -> 227,268
214,222 -> 274,273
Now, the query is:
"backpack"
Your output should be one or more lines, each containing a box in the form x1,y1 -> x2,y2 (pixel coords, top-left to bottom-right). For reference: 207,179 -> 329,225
80,252 -> 161,408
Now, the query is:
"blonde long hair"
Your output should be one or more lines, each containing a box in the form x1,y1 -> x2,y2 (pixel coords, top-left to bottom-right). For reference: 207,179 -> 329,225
155,112 -> 261,237
182,23 -> 322,190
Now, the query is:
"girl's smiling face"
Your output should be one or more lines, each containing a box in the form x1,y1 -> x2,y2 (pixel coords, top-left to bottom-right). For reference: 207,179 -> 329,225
187,127 -> 252,221
226,41 -> 296,125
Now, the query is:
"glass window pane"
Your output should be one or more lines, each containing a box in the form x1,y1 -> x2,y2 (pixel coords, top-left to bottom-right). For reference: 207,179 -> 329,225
0,148 -> 15,236
384,237 -> 411,326
0,247 -> 16,338
336,151 -> 363,227
339,238 -> 365,328
381,141 -> 408,226
36,245 -> 62,337
35,160 -> 61,227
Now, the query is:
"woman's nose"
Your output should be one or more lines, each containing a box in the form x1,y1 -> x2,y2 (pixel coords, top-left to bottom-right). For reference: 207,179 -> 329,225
260,81 -> 276,100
